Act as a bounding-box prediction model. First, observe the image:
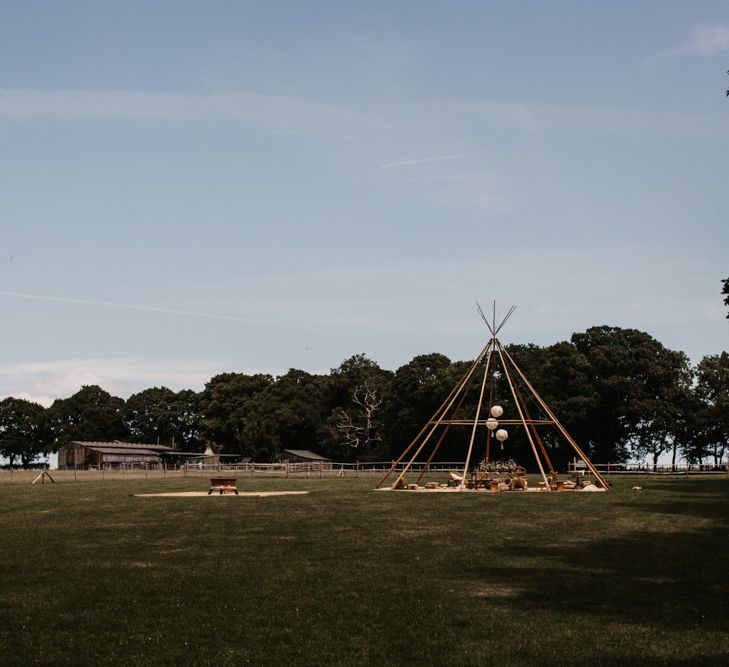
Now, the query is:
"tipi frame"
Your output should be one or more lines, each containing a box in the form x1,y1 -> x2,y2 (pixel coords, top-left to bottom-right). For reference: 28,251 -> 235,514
377,304 -> 609,491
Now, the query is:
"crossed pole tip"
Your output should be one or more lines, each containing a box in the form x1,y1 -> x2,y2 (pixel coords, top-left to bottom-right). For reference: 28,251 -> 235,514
476,300 -> 516,337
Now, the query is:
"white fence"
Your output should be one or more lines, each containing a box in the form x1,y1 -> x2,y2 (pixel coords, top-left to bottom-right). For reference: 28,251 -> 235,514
2,459 -> 727,485
0,461 -> 467,484
568,461 -> 729,475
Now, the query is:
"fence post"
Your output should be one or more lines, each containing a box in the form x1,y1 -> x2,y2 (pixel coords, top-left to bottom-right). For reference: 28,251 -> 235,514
74,464 -> 78,482
356,461 -> 360,478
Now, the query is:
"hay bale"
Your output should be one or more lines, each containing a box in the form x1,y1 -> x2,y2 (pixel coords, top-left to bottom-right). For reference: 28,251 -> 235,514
512,476 -> 528,490
580,483 -> 600,492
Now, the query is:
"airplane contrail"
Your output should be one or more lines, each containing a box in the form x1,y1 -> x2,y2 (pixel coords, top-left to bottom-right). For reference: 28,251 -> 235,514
377,154 -> 461,170
0,289 -> 333,333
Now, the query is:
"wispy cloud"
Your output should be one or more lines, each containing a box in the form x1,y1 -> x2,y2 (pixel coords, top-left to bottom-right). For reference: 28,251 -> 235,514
0,357 -> 231,406
668,26 -> 729,56
376,154 -> 461,170
0,290 -> 333,333
0,88 -> 380,134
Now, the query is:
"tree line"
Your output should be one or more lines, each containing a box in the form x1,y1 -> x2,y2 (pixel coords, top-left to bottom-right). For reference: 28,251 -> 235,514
1,326 -> 727,468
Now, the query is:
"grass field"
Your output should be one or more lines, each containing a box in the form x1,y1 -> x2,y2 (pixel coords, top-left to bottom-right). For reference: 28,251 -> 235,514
1,475 -> 727,666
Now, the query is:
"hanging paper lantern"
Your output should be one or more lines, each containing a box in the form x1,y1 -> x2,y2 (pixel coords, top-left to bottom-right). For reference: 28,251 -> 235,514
490,405 -> 504,418
495,429 -> 509,442
486,417 -> 499,430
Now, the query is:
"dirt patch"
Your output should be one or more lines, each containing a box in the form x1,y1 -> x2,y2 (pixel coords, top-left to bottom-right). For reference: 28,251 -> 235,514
134,491 -> 310,498
471,585 -> 524,599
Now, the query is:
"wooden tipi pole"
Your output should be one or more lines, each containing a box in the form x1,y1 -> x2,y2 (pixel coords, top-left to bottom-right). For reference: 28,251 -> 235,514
376,341 -> 491,488
387,342 -> 492,489
460,345 -> 493,487
495,339 -> 551,490
484,378 -> 495,463
501,345 -> 610,490
414,383 -> 471,485
501,355 -> 556,474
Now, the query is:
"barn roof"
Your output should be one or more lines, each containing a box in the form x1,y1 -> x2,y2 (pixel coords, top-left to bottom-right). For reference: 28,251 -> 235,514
67,440 -> 174,452
85,445 -> 162,457
282,449 -> 331,461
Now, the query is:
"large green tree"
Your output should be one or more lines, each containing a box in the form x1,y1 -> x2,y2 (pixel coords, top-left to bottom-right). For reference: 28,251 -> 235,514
258,369 -> 330,459
321,355 -> 393,460
571,327 -> 691,466
123,386 -> 179,444
637,358 -> 696,471
199,369 -> 332,461
384,353 -> 464,459
690,352 -> 729,465
123,387 -> 204,450
47,385 -> 126,449
171,389 -> 205,450
0,398 -> 50,467
199,373 -> 274,457
501,341 -> 600,470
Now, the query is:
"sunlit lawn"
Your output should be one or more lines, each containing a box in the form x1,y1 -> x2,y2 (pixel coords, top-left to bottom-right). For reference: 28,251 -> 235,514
1,475 -> 727,665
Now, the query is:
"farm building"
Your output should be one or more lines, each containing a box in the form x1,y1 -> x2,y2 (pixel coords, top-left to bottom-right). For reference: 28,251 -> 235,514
174,446 -> 250,467
280,449 -> 332,465
58,441 -> 252,469
58,441 -> 174,469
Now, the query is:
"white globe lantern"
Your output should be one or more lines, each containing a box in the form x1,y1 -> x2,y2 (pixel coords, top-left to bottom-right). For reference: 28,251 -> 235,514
490,405 -> 504,418
486,417 -> 499,430
495,429 -> 509,442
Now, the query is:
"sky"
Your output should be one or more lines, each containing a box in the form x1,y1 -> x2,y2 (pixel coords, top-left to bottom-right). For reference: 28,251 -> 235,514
1,1 -> 728,407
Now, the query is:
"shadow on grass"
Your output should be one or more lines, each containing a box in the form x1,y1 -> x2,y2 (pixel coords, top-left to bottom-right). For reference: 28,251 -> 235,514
616,478 -> 729,525
635,477 -> 729,496
619,499 -> 729,526
626,657 -> 729,666
464,527 -> 729,633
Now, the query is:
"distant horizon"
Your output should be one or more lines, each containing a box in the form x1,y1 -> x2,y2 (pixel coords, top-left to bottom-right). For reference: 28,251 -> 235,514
1,314 -> 725,408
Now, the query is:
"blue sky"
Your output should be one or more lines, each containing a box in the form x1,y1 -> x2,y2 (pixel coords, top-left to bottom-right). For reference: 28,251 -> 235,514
1,1 -> 728,405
